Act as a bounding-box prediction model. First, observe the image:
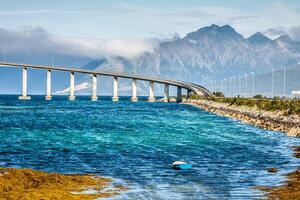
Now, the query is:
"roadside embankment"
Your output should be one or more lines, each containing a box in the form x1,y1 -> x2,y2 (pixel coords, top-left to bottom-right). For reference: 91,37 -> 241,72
185,99 -> 300,137
0,168 -> 126,200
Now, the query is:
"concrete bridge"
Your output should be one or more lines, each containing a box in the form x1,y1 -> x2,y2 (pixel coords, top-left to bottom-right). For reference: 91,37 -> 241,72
0,62 -> 212,102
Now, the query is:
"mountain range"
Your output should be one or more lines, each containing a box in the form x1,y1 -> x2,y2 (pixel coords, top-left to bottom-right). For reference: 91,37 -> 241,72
76,24 -> 300,96
0,24 -> 300,97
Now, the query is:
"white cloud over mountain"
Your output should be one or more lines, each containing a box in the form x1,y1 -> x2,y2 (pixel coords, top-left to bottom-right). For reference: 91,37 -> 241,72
0,27 -> 158,60
55,82 -> 91,94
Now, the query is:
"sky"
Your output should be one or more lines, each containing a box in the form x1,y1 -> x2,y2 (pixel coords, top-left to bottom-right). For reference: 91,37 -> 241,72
1,0 -> 300,39
1,0 -> 300,61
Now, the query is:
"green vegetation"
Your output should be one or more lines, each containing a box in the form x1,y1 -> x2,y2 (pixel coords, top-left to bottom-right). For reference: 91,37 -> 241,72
212,91 -> 225,97
253,94 -> 264,99
190,95 -> 300,116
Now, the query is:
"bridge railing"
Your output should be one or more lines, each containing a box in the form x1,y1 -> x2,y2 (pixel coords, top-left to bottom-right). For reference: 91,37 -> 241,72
0,62 -> 211,102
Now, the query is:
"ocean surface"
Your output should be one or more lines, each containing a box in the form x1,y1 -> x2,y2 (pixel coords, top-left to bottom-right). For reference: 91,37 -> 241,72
0,95 -> 299,199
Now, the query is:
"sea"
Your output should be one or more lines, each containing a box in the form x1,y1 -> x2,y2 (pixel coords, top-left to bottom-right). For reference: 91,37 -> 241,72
0,95 -> 299,199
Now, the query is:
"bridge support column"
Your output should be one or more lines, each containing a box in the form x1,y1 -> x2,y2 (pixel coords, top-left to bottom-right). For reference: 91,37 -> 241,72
131,79 -> 138,102
112,76 -> 119,101
187,89 -> 193,100
163,84 -> 169,102
177,87 -> 182,103
18,67 -> 31,100
45,70 -> 52,100
69,72 -> 75,101
91,74 -> 98,101
148,81 -> 155,102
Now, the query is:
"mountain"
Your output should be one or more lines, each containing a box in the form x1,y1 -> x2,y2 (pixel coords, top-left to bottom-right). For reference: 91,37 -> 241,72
79,24 -> 299,96
1,24 -> 300,96
248,32 -> 273,45
275,35 -> 300,55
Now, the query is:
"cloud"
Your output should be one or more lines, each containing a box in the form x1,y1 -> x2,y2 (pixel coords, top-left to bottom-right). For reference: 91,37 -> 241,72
0,4 -> 140,16
264,27 -> 287,37
289,26 -> 300,41
144,3 -> 300,38
156,8 -> 215,19
1,2 -> 300,41
54,82 -> 91,94
0,10 -> 55,16
0,27 -> 159,59
264,26 -> 300,41
233,2 -> 300,38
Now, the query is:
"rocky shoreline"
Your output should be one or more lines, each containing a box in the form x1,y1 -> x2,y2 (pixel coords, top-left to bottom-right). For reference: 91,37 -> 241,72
185,99 -> 300,137
0,168 -> 126,200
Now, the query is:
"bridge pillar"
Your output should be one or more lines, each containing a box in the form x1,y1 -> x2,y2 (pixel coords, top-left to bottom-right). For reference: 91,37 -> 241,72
45,70 -> 52,100
112,76 -> 119,101
177,87 -> 182,103
131,79 -> 138,102
18,67 -> 31,100
187,89 -> 193,100
148,81 -> 155,102
163,84 -> 169,102
91,74 -> 98,101
69,72 -> 75,101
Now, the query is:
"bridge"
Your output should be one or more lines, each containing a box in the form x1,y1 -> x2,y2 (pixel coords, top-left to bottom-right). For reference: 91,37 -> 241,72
0,62 -> 212,102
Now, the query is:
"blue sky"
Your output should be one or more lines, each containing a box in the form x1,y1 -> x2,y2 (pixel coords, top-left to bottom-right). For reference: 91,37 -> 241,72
1,0 -> 300,39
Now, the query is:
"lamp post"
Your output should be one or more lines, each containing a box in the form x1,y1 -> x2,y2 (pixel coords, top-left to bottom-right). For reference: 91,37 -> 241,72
221,80 -> 223,93
283,65 -> 286,98
2,50 -> 6,61
51,56 -> 54,67
245,74 -> 248,97
233,76 -> 236,97
229,77 -> 232,97
238,76 -> 241,96
251,72 -> 254,97
27,52 -> 31,64
224,78 -> 227,96
215,81 -> 217,93
271,68 -> 274,98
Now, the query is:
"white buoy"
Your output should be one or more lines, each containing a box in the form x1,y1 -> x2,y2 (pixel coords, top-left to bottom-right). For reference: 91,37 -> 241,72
172,161 -> 192,169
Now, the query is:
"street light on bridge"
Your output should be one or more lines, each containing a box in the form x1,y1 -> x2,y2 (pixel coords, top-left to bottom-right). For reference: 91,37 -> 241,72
238,76 -> 241,96
283,65 -> 286,98
232,76 -> 236,97
251,72 -> 254,97
271,68 -> 274,98
51,56 -> 55,67
2,50 -> 6,62
244,74 -> 248,97
224,78 -> 227,96
229,77 -> 232,97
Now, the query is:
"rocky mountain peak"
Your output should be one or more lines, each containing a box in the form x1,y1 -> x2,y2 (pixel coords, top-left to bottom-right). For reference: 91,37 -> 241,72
183,24 -> 244,41
248,32 -> 273,44
276,34 -> 294,43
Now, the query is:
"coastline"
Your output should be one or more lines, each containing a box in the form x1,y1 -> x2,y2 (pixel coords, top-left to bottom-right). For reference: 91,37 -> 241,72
184,99 -> 300,137
184,99 -> 300,198
255,147 -> 300,199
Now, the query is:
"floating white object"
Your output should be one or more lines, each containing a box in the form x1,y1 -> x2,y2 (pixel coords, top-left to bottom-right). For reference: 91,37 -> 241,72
172,161 -> 192,169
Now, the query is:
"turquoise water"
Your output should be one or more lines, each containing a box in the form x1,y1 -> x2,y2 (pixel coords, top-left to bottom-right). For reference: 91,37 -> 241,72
0,95 -> 299,199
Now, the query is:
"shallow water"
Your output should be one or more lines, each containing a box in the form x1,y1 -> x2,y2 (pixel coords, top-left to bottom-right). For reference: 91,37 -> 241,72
0,95 -> 299,199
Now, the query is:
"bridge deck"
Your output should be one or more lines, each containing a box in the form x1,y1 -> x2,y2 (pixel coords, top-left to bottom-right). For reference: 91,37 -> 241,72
0,62 -> 211,96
